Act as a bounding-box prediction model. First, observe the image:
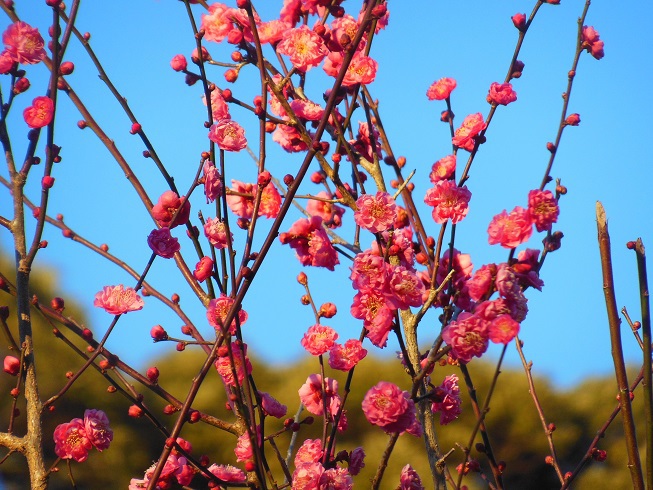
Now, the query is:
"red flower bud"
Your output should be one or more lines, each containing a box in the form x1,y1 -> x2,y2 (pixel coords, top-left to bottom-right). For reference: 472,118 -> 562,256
41,176 -> 55,189
565,113 -> 580,126
128,405 -> 143,417
150,325 -> 168,341
130,122 -> 142,134
3,356 -> 20,376
511,13 -> 526,30
13,77 -> 30,94
224,69 -> 238,83
59,61 -> 74,75
146,366 -> 159,383
50,297 -> 64,312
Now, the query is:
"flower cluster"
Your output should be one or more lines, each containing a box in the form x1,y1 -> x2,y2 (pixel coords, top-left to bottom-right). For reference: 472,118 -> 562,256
53,409 -> 113,463
93,285 -> 144,315
362,381 -> 420,435
130,438 -> 194,489
279,216 -> 339,270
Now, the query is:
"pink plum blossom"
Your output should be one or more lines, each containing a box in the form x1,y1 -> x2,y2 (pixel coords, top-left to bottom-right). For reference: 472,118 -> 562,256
193,256 -> 214,282
259,391 -> 288,418
206,294 -> 248,334
93,285 -> 144,315
200,3 -> 235,43
424,180 -> 472,224
202,161 -> 223,203
487,82 -> 517,106
487,206 -> 533,248
362,381 -> 417,434
292,462 -> 325,490
208,119 -> 247,151
301,324 -> 339,356
426,77 -> 457,100
203,217 -> 232,249
83,409 -> 113,451
429,155 -> 456,183
151,190 -> 191,229
342,52 -> 378,86
294,438 -> 323,467
147,227 -> 180,258
354,191 -> 397,233
3,356 -> 19,376
328,339 -> 368,371
528,189 -> 559,232
452,113 -> 487,152
400,464 -> 425,490
307,191 -> 345,229
2,21 -> 46,64
207,464 -> 246,483
298,374 -> 338,416
277,25 -> 328,72
489,314 -> 520,344
215,342 -> 252,387
431,375 -> 462,425
441,313 -> 489,363
279,216 -> 340,271
53,418 -> 93,462
23,96 -> 53,129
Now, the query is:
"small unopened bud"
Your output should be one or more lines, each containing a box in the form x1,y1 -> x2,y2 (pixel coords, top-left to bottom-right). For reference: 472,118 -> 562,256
50,297 -> 64,312
146,366 -> 159,383
59,61 -> 74,75
283,174 -> 294,186
564,113 -> 580,126
546,142 -> 556,153
176,342 -> 185,352
547,422 -> 556,432
3,356 -> 20,376
98,359 -> 111,370
511,13 -> 526,30
41,176 -> 55,189
163,404 -> 176,415
319,302 -> 337,318
189,410 -> 201,423
265,121 -> 276,133
626,241 -> 637,250
257,170 -> 271,187
150,325 -> 168,341
244,460 -> 256,472
300,294 -> 311,305
297,272 -> 308,285
128,405 -> 143,418
224,69 -> 238,83
13,77 -> 30,94
81,328 -> 93,340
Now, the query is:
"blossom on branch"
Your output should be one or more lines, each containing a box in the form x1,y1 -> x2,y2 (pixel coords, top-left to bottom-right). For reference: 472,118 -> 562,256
527,189 -> 559,232
279,216 -> 339,270
487,206 -> 533,248
208,119 -> 247,152
277,25 -> 328,72
424,180 -> 472,224
147,227 -> 180,258
581,25 -> 605,59
452,113 -> 486,152
23,96 -> 53,129
93,285 -> 144,315
487,82 -> 517,106
362,381 -> 418,434
431,375 -> 462,425
151,191 -> 191,229
2,21 -> 45,64
426,77 -> 457,100
354,191 -> 397,233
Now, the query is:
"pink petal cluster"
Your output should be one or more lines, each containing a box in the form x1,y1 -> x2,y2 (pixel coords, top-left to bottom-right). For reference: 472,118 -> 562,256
206,294 -> 248,335
202,161 -> 223,203
131,453 -> 193,489
298,374 -> 338,416
200,3 -> 236,43
53,410 -> 113,463
170,54 -> 187,71
215,342 -> 252,387
206,464 -> 246,483
226,179 -> 281,220
328,339 -> 368,371
279,216 -> 340,271
581,25 -> 605,59
452,113 -> 487,152
354,191 -> 397,233
290,98 -> 325,121
423,180 -> 472,224
294,438 -> 323,467
342,52 -> 378,87
348,447 -> 366,476
151,190 -> 191,229
258,391 -> 288,418
301,324 -> 339,356
23,96 -> 54,129
147,227 -> 180,258
292,462 -> 325,490
488,314 -> 520,344
429,155 -> 456,183
362,381 -> 419,434
193,256 -> 214,282
487,82 -> 517,106
208,119 -> 247,152
400,464 -> 425,490
277,25 -> 328,72
203,217 -> 232,249
527,189 -> 559,232
426,77 -> 457,100
487,206 -> 533,248
205,89 -> 231,121
93,285 -> 144,315
273,123 -> 309,153
2,21 -> 46,65
307,191 -> 345,229
431,375 -> 462,425
441,312 -> 489,363
319,467 -> 353,489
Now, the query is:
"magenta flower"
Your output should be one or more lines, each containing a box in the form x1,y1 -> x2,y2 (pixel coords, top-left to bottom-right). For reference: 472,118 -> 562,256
426,77 -> 457,101
429,155 -> 457,183
307,191 -> 345,229
147,227 -> 180,258
23,96 -> 54,129
581,25 -> 605,59
528,189 -> 559,232
431,375 -> 462,425
342,52 -> 378,87
279,216 -> 340,271
441,313 -> 489,363
487,82 -> 517,106
298,374 -> 338,416
169,54 -> 187,71
208,119 -> 247,152
349,447 -> 366,476
151,190 -> 191,229
487,206 -> 533,248
328,339 -> 368,371
277,25 -> 328,72
400,464 -> 425,490
292,462 -> 325,490
3,21 -> 45,65
354,191 -> 397,234
83,409 -> 113,451
319,467 -> 353,489
200,3 -> 235,43
202,161 -> 223,203
424,180 -> 472,225
53,418 -> 93,462
301,324 -> 339,356
452,113 -> 487,152
362,381 -> 417,434
193,256 -> 214,282
294,439 -> 323,467
203,217 -> 232,249
258,391 -> 287,418
207,464 -> 246,483
226,180 -> 256,219
489,314 -> 520,344
215,342 -> 252,387
467,263 -> 497,302
206,294 -> 248,335
388,265 -> 426,310
93,285 -> 144,315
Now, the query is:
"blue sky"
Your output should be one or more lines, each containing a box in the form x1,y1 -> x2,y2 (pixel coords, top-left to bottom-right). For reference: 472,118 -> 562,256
1,1 -> 652,389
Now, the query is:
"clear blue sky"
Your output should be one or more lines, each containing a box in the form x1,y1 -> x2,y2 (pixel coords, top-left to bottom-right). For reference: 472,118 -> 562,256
1,1 -> 651,389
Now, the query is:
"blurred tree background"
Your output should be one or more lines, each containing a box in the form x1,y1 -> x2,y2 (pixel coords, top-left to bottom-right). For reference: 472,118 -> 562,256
0,251 -> 647,489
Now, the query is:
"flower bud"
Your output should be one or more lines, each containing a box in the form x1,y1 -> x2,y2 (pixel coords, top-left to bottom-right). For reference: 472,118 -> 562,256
319,302 -> 337,318
224,69 -> 238,83
511,13 -> 526,30
59,61 -> 74,75
41,176 -> 55,189
170,54 -> 187,72
564,113 -> 580,126
13,77 -> 30,94
128,405 -> 143,417
50,297 -> 64,312
3,356 -> 20,376
297,272 -> 307,285
150,325 -> 168,341
146,366 -> 159,383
